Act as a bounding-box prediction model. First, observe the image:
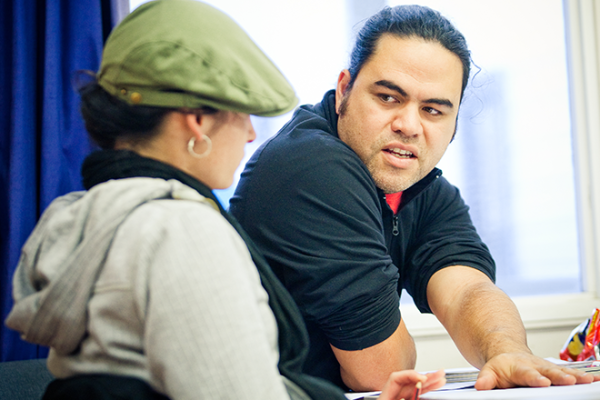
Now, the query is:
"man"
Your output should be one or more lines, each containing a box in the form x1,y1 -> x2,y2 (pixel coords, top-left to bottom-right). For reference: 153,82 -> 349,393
230,5 -> 597,392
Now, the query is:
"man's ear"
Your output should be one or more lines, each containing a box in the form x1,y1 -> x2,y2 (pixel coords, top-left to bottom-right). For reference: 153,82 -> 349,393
335,69 -> 352,114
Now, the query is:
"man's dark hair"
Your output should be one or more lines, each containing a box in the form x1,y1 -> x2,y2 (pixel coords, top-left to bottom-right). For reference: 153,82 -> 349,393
348,5 -> 471,101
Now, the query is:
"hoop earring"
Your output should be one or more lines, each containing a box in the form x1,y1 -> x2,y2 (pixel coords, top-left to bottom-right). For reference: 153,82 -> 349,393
187,135 -> 212,159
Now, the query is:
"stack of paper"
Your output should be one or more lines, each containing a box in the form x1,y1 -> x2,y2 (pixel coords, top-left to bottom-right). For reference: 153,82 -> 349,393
345,360 -> 600,400
422,360 -> 600,400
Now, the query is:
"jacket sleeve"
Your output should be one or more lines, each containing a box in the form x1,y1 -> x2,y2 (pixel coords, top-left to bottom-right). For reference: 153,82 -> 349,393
398,176 -> 496,313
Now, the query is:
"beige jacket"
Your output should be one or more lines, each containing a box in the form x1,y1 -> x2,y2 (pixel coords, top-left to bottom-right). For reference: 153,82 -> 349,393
7,178 -> 290,400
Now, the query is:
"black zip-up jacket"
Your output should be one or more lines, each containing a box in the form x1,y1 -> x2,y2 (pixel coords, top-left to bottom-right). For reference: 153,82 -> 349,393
231,90 -> 495,389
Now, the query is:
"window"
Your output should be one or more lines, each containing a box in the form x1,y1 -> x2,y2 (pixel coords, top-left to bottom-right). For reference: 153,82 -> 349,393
128,0 -> 600,318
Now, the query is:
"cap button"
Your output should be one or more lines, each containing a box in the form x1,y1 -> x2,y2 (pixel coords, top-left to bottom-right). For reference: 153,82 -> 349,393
120,89 -> 127,95
130,92 -> 142,104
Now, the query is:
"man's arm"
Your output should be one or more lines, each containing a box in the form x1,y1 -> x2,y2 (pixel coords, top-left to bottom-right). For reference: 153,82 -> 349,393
330,318 -> 416,391
427,266 -> 597,389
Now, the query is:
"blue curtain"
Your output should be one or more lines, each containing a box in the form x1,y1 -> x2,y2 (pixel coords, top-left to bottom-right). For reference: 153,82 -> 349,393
0,0 -> 122,362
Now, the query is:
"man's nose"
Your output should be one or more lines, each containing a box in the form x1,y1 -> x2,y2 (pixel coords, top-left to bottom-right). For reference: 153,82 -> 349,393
391,105 -> 423,137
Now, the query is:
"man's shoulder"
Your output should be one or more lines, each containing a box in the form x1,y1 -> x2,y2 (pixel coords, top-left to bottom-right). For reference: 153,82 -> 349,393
248,112 -> 363,180
231,105 -> 377,219
266,108 -> 343,153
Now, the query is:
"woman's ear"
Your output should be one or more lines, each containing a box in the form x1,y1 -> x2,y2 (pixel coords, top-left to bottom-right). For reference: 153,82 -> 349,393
184,113 -> 203,139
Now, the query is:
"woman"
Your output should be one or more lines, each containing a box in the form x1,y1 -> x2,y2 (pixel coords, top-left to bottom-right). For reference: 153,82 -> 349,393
6,1 -> 444,399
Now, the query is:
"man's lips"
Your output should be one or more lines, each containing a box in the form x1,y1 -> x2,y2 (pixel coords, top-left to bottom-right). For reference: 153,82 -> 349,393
383,147 -> 416,159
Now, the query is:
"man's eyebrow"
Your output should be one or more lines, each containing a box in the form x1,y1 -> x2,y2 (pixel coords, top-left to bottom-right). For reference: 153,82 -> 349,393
374,80 -> 454,109
375,80 -> 408,97
426,98 -> 454,108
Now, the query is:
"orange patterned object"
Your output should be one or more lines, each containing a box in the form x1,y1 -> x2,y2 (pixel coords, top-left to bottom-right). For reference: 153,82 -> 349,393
560,308 -> 600,362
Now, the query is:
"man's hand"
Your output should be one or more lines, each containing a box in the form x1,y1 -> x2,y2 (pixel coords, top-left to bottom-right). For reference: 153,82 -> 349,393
427,266 -> 600,390
475,352 -> 599,390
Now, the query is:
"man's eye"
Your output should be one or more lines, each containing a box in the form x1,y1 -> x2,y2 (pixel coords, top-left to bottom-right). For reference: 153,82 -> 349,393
379,94 -> 396,103
424,107 -> 441,115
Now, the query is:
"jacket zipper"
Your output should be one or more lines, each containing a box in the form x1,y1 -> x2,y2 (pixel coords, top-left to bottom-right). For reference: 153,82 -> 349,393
389,169 -> 441,237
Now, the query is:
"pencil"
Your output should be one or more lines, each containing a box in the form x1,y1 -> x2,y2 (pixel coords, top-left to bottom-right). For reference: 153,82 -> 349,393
412,381 -> 422,400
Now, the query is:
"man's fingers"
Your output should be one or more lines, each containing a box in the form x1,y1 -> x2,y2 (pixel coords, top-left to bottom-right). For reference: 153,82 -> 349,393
517,370 -> 552,388
474,368 -> 498,391
543,366 -> 595,385
474,359 -> 597,390
475,363 -> 553,390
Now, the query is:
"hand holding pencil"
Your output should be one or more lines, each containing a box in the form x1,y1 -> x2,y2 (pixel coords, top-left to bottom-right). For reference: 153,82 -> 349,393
377,369 -> 445,400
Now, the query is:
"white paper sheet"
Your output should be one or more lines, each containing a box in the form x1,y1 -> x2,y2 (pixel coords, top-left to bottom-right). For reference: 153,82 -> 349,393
420,380 -> 600,399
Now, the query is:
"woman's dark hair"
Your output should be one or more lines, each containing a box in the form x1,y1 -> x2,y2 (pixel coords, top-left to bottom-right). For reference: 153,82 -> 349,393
79,83 -> 217,149
348,5 -> 471,101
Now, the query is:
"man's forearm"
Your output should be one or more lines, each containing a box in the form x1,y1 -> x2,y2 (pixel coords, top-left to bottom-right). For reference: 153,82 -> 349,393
428,266 -> 599,389
427,266 -> 530,368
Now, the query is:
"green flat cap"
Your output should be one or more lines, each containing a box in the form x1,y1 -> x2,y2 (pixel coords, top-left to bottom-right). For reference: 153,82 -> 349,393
98,0 -> 298,117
